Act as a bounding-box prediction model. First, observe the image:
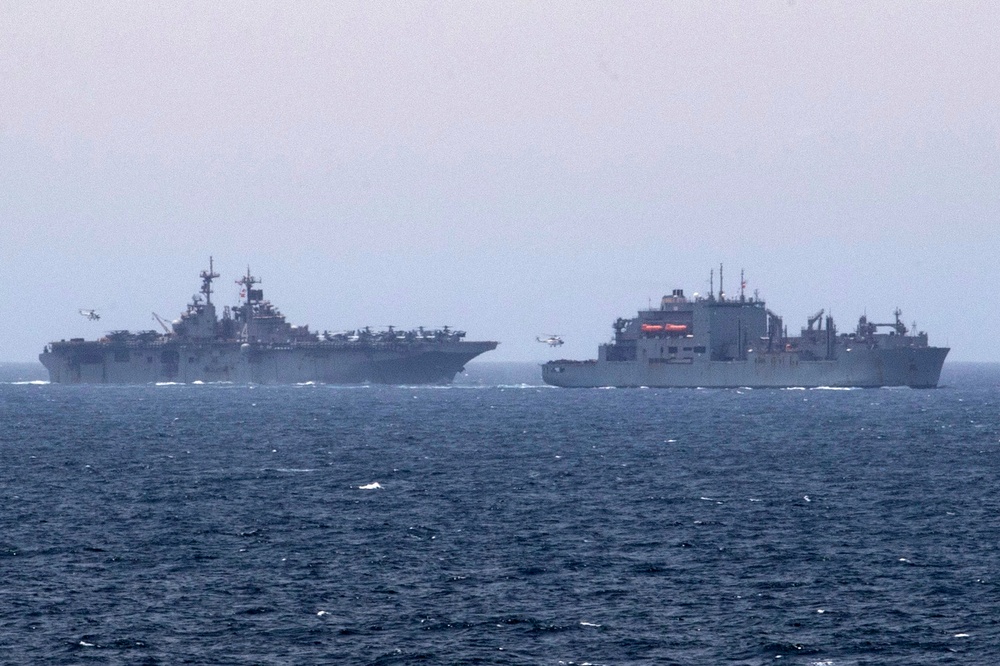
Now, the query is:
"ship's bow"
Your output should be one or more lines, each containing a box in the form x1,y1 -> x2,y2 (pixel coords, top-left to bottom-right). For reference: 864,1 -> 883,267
876,346 -> 950,388
370,341 -> 498,384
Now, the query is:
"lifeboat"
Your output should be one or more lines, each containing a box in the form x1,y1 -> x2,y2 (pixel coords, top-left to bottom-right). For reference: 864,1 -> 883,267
642,323 -> 689,334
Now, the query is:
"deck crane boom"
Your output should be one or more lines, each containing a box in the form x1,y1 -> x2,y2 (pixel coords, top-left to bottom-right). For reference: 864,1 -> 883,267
152,312 -> 172,335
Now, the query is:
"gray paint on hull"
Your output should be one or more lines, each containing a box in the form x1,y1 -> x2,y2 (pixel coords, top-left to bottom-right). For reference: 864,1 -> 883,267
542,347 -> 949,388
39,341 -> 497,385
39,262 -> 499,385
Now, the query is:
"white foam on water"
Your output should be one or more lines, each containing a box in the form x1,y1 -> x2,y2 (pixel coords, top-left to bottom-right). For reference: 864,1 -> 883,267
384,383 -> 549,390
579,621 -> 601,627
358,482 -> 382,490
9,380 -> 49,385
812,386 -> 855,391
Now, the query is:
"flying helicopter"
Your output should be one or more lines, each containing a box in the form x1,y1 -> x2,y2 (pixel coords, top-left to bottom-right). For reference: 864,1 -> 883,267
536,334 -> 564,347
78,309 -> 101,321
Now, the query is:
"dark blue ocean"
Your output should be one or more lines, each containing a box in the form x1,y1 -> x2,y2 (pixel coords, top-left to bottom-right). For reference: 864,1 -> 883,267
1,363 -> 998,665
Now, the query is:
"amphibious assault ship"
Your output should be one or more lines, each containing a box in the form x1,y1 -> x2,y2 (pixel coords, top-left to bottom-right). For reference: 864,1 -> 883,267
40,261 -> 497,384
543,271 -> 948,388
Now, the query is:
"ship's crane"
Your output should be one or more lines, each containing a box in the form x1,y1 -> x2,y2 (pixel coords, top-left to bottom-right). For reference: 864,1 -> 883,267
152,312 -> 172,334
807,309 -> 825,331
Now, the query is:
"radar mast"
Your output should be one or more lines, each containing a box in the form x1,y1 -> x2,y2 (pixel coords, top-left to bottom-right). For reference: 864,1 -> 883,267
200,257 -> 220,305
236,267 -> 261,302
235,267 -> 263,341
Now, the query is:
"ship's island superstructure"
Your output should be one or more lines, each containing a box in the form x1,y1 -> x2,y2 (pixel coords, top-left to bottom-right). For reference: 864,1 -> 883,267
40,260 -> 497,384
543,271 -> 948,388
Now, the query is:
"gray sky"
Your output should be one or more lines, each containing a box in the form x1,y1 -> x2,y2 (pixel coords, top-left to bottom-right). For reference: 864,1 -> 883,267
2,1 -> 998,363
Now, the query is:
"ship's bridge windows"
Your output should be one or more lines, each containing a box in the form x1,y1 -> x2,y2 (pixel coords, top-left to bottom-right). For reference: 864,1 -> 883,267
668,346 -> 678,354
694,346 -> 706,354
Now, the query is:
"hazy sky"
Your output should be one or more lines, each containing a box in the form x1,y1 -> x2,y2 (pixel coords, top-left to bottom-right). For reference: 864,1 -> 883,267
2,1 -> 998,363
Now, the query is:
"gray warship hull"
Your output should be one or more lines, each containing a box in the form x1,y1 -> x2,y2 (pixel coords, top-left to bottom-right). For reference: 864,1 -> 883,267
543,346 -> 949,388
40,340 -> 496,385
40,261 -> 497,385
543,277 -> 949,389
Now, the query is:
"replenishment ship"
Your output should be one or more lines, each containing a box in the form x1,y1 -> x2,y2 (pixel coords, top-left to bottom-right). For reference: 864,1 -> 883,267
543,271 -> 948,388
40,260 -> 497,384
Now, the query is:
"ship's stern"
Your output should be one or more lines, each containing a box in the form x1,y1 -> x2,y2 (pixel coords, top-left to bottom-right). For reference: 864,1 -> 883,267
542,360 -> 609,387
38,347 -> 57,382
